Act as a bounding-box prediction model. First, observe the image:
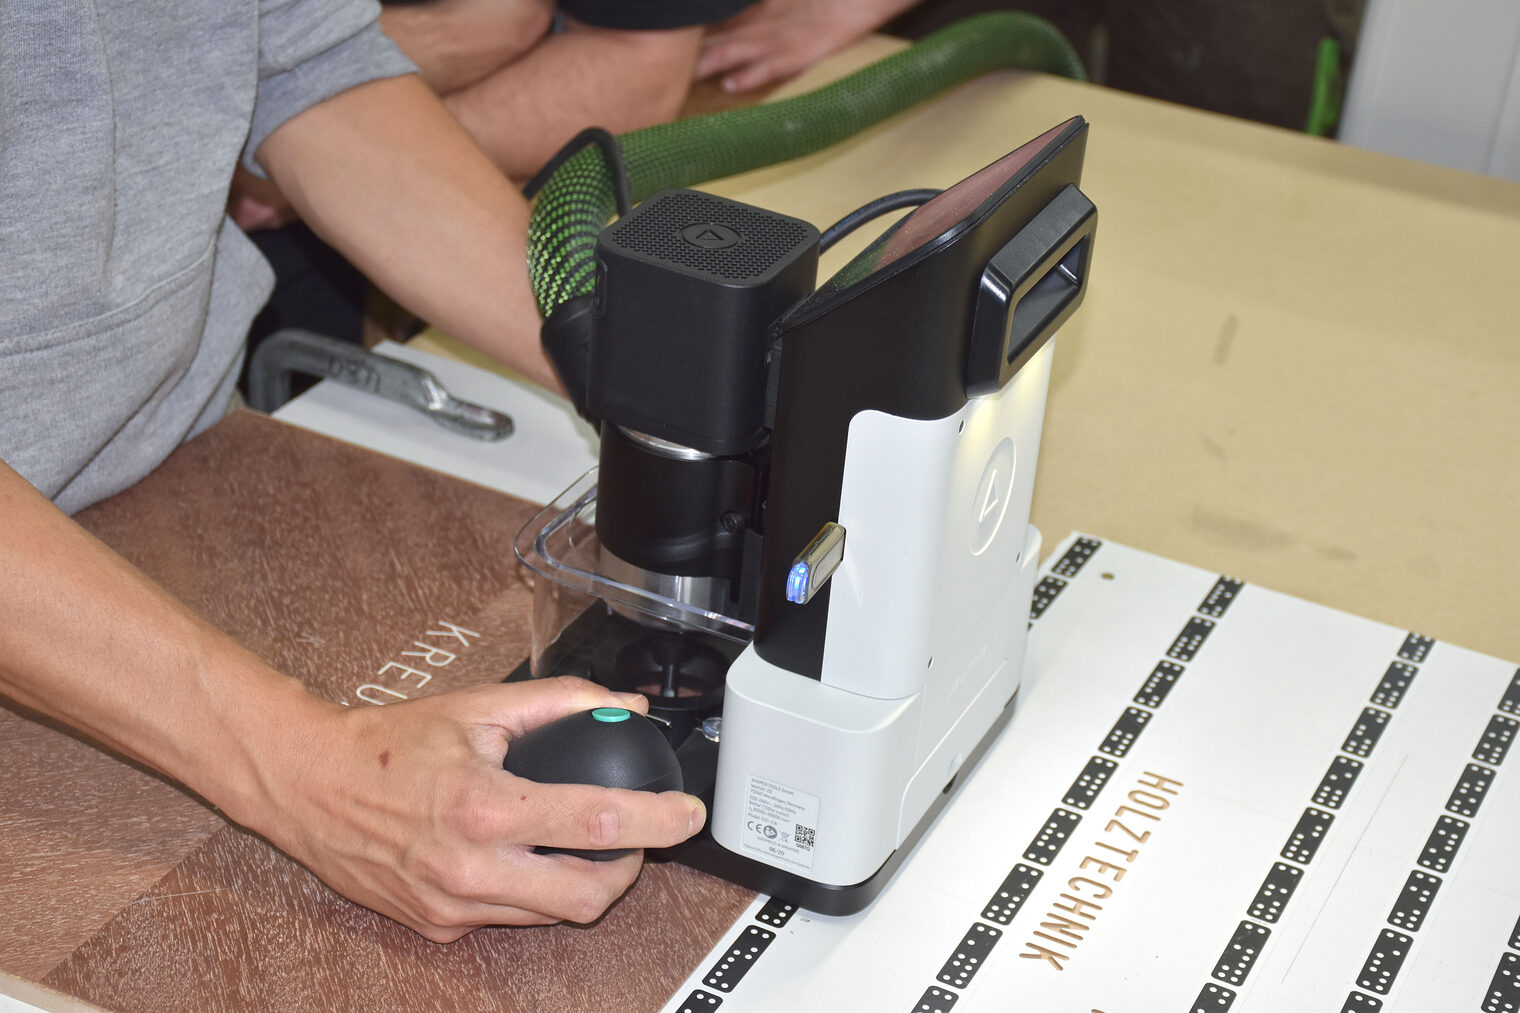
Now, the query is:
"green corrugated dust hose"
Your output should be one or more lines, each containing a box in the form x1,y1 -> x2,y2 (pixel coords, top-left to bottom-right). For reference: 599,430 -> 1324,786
526,12 -> 1085,321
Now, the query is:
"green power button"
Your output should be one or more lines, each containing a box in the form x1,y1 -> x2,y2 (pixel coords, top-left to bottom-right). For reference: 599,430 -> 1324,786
591,707 -> 631,723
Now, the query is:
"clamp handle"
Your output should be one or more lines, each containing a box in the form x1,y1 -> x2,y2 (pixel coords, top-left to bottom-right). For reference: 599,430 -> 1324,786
246,329 -> 513,441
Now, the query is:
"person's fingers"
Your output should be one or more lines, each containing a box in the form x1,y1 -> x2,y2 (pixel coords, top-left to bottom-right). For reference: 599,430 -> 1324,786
452,676 -> 645,769
413,846 -> 645,929
701,23 -> 819,91
488,849 -> 646,924
408,896 -> 569,940
723,58 -> 788,92
483,675 -> 648,738
410,902 -> 560,942
697,33 -> 765,79
476,907 -> 560,928
502,781 -> 706,853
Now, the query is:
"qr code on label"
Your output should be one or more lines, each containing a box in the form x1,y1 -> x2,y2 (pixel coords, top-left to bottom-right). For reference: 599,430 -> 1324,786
795,825 -> 815,849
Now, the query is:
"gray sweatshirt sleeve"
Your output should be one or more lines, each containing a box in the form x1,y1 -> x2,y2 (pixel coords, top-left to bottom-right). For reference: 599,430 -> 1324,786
243,0 -> 417,174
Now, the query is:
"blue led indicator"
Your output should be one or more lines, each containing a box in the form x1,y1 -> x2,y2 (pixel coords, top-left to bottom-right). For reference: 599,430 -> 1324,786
785,563 -> 810,603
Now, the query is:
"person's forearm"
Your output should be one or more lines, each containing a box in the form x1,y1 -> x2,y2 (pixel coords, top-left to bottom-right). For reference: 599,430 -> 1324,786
380,0 -> 554,95
255,73 -> 553,387
0,460 -> 333,825
440,20 -> 702,180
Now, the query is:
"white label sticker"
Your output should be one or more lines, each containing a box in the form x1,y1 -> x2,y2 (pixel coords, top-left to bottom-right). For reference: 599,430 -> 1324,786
742,775 -> 821,873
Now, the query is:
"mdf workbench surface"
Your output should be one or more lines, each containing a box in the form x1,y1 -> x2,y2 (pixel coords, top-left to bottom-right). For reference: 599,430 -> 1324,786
694,40 -> 1520,663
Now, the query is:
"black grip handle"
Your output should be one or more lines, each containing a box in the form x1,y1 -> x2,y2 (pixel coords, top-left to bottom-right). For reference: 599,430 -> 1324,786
965,184 -> 1097,396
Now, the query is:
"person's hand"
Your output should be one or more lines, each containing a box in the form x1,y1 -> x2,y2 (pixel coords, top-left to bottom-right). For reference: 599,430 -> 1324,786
247,676 -> 705,942
696,0 -> 921,93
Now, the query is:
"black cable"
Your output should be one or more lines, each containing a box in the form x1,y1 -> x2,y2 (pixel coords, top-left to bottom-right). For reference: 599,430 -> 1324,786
521,126 -> 633,217
819,188 -> 942,253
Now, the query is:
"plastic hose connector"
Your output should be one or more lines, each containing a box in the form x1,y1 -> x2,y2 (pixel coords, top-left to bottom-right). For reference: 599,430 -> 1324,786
526,11 -> 1085,319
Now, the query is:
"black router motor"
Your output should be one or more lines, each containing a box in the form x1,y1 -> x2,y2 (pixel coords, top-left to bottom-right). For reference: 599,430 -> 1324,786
565,190 -> 820,630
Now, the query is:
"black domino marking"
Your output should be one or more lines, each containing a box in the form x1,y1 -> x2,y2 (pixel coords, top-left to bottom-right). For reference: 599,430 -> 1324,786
1342,992 -> 1383,1011
1475,714 -> 1518,767
1313,755 -> 1364,810
1388,869 -> 1441,932
1197,576 -> 1244,618
936,923 -> 1001,989
1030,575 -> 1068,621
1248,862 -> 1303,923
1512,911 -> 1520,950
1483,952 -> 1520,1013
1358,929 -> 1413,995
703,925 -> 774,992
1211,920 -> 1270,986
1193,982 -> 1236,1012
674,990 -> 723,1013
1370,662 -> 1418,709
1023,808 -> 1081,866
1446,762 -> 1497,818
1397,633 -> 1434,663
1501,669 -> 1520,716
981,863 -> 1043,925
911,985 -> 958,1012
1342,707 -> 1392,758
1167,617 -> 1216,662
1099,707 -> 1151,757
1062,756 -> 1119,810
1417,815 -> 1469,873
754,897 -> 796,928
1052,536 -> 1102,578
1281,807 -> 1335,865
1135,660 -> 1186,708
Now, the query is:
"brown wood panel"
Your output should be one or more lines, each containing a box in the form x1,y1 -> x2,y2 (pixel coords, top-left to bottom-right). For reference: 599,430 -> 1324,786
4,411 -> 753,1009
0,710 -> 222,981
71,410 -> 536,702
46,827 -> 744,1013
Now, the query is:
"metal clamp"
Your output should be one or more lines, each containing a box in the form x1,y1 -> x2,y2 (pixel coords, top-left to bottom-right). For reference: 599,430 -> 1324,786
246,328 -> 513,441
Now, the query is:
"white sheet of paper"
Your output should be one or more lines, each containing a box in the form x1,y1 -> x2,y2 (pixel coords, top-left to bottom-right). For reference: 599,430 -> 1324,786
659,534 -> 1519,1012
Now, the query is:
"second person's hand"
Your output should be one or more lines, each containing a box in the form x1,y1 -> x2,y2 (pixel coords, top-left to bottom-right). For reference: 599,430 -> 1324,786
697,0 -> 921,93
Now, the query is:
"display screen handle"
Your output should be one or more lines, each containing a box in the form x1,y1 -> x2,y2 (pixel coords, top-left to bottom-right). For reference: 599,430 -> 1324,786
965,184 -> 1097,396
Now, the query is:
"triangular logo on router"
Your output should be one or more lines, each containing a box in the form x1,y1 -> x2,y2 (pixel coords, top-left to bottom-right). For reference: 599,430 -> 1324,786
980,470 -> 1002,523
679,222 -> 741,249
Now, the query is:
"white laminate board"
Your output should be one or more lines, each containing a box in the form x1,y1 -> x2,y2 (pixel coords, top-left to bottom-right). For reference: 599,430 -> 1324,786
660,535 -> 1519,1012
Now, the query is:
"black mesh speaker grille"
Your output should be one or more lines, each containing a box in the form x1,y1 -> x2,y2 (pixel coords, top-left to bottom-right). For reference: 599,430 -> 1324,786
605,190 -> 813,282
